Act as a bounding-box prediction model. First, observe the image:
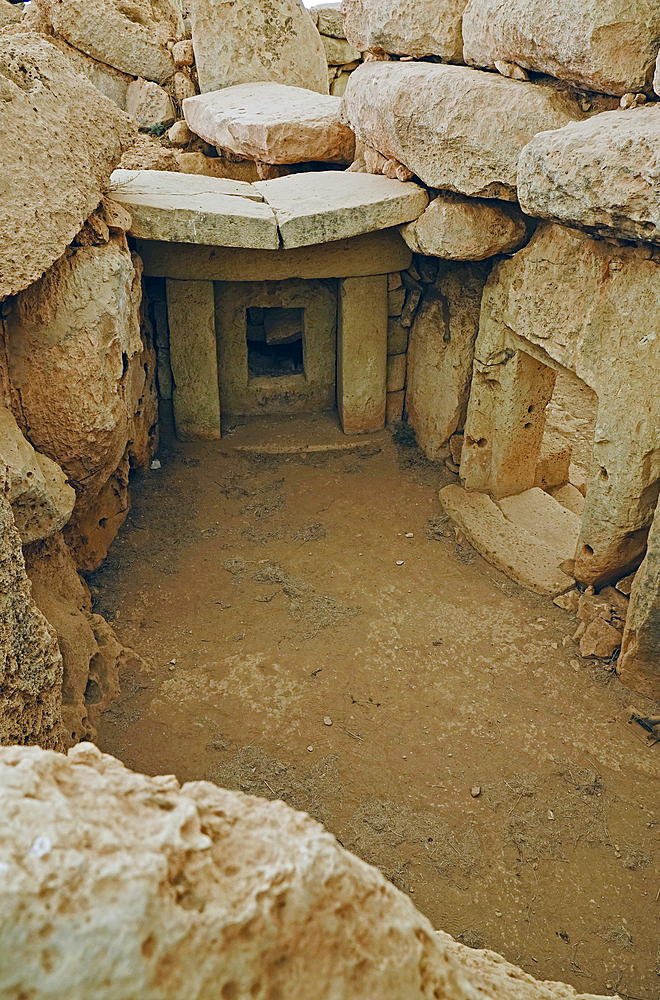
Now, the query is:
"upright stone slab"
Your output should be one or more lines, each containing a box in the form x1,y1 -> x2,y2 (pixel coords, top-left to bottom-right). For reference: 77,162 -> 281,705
338,275 -> 388,433
190,0 -> 329,95
342,0 -> 467,61
166,280 -> 221,441
617,504 -> 660,698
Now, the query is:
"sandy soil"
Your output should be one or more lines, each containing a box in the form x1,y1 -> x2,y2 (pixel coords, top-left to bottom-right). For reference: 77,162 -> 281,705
92,413 -> 660,998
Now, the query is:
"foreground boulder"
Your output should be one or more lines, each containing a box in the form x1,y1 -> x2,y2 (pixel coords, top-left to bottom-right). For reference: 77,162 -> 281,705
0,490 -> 63,750
32,0 -> 181,82
190,0 -> 329,95
340,62 -> 586,198
184,83 -> 355,164
462,0 -> 660,97
342,0 -> 467,61
618,503 -> 660,698
518,105 -> 660,244
0,742 -> 617,1000
0,34 -> 135,299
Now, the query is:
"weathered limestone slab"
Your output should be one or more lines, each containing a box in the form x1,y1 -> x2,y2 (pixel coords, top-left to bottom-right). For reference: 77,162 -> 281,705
0,489 -> 63,750
136,229 -> 412,280
440,485 -> 574,595
498,488 -> 581,564
518,107 -> 660,245
216,280 -> 337,417
255,171 -> 428,249
190,0 -> 328,95
340,62 -> 587,199
33,0 -> 180,83
109,169 -> 279,249
0,35 -> 135,300
48,36 -> 132,109
126,78 -> 175,130
338,275 -> 387,433
617,503 -> 660,698
406,262 -> 490,460
461,223 -> 660,586
166,280 -> 221,440
386,353 -> 406,392
0,408 -> 75,546
315,3 -> 344,36
387,389 -> 405,423
342,0 -> 467,60
323,35 -> 361,65
183,83 -> 355,165
462,0 -> 660,97
0,0 -> 22,25
400,193 -> 528,260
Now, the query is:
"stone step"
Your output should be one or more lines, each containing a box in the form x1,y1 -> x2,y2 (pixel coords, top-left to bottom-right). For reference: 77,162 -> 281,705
498,487 -> 581,563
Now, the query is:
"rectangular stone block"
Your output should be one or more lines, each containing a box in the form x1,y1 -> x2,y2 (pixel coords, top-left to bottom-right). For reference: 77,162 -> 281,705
386,390 -> 405,424
166,279 -> 221,440
386,353 -> 407,392
387,317 -> 408,354
338,275 -> 388,434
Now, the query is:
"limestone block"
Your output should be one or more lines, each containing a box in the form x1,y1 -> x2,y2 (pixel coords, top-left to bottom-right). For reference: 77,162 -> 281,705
47,36 -> 132,109
386,352 -> 407,392
183,83 -> 355,165
33,0 -> 180,83
136,227 -> 412,280
4,238 -> 147,530
0,0 -> 22,25
64,454 -> 131,572
387,317 -> 408,354
580,618 -> 623,659
400,193 -> 528,260
460,222 -> 660,585
534,432 -> 572,491
0,491 -> 63,750
0,35 -> 135,300
386,389 -> 405,423
190,0 -> 329,95
388,287 -> 406,317
330,71 -> 353,98
323,34 -> 361,65
440,485 -> 574,595
498,488 -> 581,564
618,503 -> 660,697
406,262 -> 489,460
316,3 -> 344,37
254,171 -> 428,249
0,408 -> 75,546
167,120 -> 194,146
172,38 -> 194,66
549,484 -> 586,518
462,0 -> 660,97
166,280 -> 221,440
616,572 -> 637,597
338,275 -> 387,433
340,62 -> 587,199
518,107 -> 660,245
126,78 -> 175,130
109,168 -> 280,249
342,0 -> 467,60
216,279 -> 337,417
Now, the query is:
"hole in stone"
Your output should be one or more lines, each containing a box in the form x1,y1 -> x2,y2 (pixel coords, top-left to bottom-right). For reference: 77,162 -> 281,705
84,679 -> 102,705
247,307 -> 304,379
527,405 -> 534,413
221,982 -> 238,1000
583,544 -> 594,556
475,438 -> 488,448
524,422 -> 532,429
600,467 -> 609,480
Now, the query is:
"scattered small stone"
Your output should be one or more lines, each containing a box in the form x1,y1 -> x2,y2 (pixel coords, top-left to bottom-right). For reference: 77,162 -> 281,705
150,459 -> 161,470
396,560 -> 404,566
169,658 -> 177,664
307,746 -> 314,752
323,716 -> 332,726
547,810 -> 555,820
470,785 -> 481,798
405,532 -> 413,538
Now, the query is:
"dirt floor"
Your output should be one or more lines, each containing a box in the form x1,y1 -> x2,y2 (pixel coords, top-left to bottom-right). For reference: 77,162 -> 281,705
92,410 -> 660,999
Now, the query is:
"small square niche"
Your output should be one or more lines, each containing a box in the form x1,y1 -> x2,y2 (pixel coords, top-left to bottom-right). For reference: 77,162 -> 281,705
246,306 -> 305,379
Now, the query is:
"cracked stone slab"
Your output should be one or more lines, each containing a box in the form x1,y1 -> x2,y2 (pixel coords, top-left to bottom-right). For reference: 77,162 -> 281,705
109,169 -> 279,248
255,171 -> 428,249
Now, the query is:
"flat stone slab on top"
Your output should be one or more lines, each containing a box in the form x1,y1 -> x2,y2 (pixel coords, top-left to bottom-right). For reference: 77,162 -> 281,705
183,82 -> 355,164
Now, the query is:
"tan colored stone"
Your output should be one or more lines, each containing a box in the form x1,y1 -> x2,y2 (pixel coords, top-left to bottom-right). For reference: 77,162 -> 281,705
33,0 -> 180,82
183,83 -> 355,165
549,484 -> 586,518
534,431 -> 572,492
386,352 -> 406,392
406,262 -> 489,460
190,0 -> 328,95
0,408 -> 75,546
316,3 -> 344,37
172,69 -> 196,105
323,34 -> 361,65
126,77 -> 175,130
386,389 -> 405,423
400,192 -> 528,260
330,70 -> 353,98
254,171 -> 428,249
387,316 -> 408,354
0,0 -> 22,25
498,487 -> 581,564
462,0 -> 660,97
618,503 -> 660,697
166,279 -> 221,441
167,120 -> 194,146
518,107 -> 660,245
554,588 -> 580,612
342,0 -> 467,60
45,36 -> 132,109
338,275 -> 387,433
172,38 -> 194,66
388,287 -> 406,317
580,618 -> 623,659
616,572 -> 637,597
340,62 -> 586,199
64,454 -> 131,572
440,484 -> 574,595
109,168 -> 280,249
0,35 -> 134,300
460,222 -> 660,586
0,488 -> 63,750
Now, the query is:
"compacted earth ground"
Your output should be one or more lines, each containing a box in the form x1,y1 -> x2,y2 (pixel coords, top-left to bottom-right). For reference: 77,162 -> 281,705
92,411 -> 660,998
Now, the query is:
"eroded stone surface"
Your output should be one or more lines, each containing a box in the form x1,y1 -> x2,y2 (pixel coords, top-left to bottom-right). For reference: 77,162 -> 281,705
126,78 -> 175,130
400,192 -> 528,260
184,83 -> 355,165
342,0 -> 467,60
190,0 -> 328,95
0,35 -> 135,299
618,503 -> 660,697
340,62 -> 586,199
518,106 -> 660,244
462,0 -> 660,97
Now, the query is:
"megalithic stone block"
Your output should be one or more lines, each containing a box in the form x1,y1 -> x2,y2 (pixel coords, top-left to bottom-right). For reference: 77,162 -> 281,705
338,275 -> 388,434
166,279 -> 221,441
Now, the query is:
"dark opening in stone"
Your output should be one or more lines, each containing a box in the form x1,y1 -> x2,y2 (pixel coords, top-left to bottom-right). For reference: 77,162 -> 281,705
246,306 -> 305,379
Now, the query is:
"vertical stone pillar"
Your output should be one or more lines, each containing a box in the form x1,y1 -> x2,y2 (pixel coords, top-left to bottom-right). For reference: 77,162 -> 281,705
166,279 -> 221,441
338,275 -> 387,434
461,349 -> 556,500
617,503 -> 660,699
